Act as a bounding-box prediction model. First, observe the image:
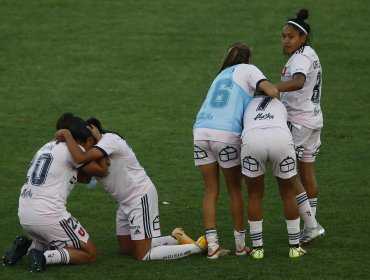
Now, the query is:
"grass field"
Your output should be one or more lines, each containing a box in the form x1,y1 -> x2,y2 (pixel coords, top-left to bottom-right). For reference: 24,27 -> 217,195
1,0 -> 369,279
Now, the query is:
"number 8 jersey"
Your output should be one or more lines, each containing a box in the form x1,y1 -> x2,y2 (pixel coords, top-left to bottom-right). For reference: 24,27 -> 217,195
194,64 -> 267,140
280,45 -> 323,129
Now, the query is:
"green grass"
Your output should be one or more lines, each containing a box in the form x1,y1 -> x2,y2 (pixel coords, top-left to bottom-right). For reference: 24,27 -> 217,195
1,0 -> 369,279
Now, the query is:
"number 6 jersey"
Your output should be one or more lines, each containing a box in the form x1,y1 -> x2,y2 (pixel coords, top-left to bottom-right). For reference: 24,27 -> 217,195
280,45 -> 323,129
18,141 -> 82,225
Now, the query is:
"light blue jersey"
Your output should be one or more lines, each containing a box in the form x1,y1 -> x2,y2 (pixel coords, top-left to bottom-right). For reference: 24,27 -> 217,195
194,65 -> 254,134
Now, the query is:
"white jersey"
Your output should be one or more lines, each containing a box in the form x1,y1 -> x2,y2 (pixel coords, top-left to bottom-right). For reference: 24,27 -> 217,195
280,45 -> 323,129
18,141 -> 82,225
96,133 -> 153,207
242,96 -> 290,137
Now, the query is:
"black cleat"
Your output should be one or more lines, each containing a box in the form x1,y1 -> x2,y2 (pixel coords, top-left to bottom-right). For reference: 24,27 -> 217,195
29,249 -> 46,273
3,235 -> 32,266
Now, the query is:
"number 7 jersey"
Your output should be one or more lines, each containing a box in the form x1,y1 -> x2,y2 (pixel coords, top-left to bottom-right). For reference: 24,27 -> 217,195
280,45 -> 323,129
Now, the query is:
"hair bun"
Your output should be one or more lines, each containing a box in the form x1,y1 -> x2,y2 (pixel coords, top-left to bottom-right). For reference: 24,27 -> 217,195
297,9 -> 309,21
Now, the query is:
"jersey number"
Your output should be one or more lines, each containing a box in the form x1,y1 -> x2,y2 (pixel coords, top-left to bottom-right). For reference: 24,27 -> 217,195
311,71 -> 321,104
29,153 -> 54,186
210,79 -> 232,109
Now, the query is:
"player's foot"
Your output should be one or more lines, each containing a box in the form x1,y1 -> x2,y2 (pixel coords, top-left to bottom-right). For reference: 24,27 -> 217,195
248,247 -> 264,259
29,249 -> 46,273
235,244 -> 251,256
195,235 -> 207,251
3,235 -> 32,266
207,245 -> 230,259
289,245 -> 307,258
171,228 -> 195,245
300,223 -> 325,244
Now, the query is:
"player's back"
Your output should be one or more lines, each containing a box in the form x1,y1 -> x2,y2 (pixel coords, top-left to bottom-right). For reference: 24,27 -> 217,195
97,133 -> 153,206
18,141 -> 80,225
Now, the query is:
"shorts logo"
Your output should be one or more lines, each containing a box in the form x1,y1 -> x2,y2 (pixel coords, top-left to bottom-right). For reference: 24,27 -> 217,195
194,145 -> 208,160
78,227 -> 86,237
130,216 -> 135,225
295,146 -> 304,158
134,229 -> 141,235
312,145 -> 321,157
242,156 -> 259,172
219,146 -> 238,162
280,157 -> 295,173
153,216 -> 160,231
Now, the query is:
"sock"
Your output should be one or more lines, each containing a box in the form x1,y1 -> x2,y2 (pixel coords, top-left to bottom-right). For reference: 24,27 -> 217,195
309,198 -> 317,217
44,249 -> 70,264
296,192 -> 317,228
142,244 -> 201,260
234,229 -> 246,250
151,236 -> 178,247
286,218 -> 300,247
205,229 -> 218,250
248,220 -> 263,248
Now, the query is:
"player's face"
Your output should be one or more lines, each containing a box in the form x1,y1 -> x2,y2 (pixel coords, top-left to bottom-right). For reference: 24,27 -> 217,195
281,25 -> 307,55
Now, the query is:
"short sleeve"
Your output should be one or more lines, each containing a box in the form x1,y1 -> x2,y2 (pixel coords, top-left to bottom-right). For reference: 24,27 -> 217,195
290,54 -> 311,77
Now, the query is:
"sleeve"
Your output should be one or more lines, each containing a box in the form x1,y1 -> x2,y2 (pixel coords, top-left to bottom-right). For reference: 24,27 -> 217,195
247,65 -> 268,90
290,54 -> 311,77
94,133 -> 117,157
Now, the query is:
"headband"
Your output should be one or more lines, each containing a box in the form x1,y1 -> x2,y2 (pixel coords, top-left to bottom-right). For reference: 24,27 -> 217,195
287,20 -> 308,35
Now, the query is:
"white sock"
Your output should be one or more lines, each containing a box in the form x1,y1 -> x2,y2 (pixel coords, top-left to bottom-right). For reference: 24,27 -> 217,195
142,244 -> 201,260
286,218 -> 300,246
151,236 -> 178,247
248,220 -> 263,248
296,192 -> 317,228
44,249 -> 70,264
309,198 -> 317,217
234,229 -> 246,250
205,229 -> 218,250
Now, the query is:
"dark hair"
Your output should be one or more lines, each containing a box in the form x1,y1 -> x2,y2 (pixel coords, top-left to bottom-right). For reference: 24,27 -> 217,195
86,117 -> 125,140
56,112 -> 83,130
286,9 -> 311,36
217,43 -> 252,75
69,121 -> 91,143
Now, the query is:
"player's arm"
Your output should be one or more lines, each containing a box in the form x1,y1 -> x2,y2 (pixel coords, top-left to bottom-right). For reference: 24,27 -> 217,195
78,157 -> 109,181
257,80 -> 279,98
55,129 -> 104,164
275,73 -> 306,92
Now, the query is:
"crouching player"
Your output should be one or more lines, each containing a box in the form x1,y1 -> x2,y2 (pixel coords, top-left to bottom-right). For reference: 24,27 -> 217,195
241,94 -> 307,258
3,115 -> 108,272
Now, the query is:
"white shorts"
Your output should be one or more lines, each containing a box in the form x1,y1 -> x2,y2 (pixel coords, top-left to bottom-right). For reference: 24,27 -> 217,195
116,186 -> 161,240
194,140 -> 241,168
21,216 -> 90,251
241,128 -> 297,179
290,123 -> 321,163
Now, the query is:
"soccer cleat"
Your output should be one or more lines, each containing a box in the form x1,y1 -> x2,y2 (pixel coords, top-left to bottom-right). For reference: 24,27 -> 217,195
195,235 -> 208,251
248,247 -> 264,259
207,246 -> 230,259
289,246 -> 307,258
171,228 -> 196,245
300,223 -> 325,244
29,249 -> 46,273
235,245 -> 251,256
3,235 -> 32,266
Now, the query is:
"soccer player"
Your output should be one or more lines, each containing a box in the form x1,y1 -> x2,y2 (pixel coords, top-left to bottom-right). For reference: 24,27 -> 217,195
192,43 -> 278,259
3,115 -> 108,272
275,9 -> 325,243
55,119 -> 207,261
241,95 -> 307,259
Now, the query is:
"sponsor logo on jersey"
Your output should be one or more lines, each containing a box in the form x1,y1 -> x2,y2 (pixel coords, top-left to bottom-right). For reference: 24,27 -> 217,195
130,216 -> 135,225
254,113 -> 274,121
20,188 -> 33,198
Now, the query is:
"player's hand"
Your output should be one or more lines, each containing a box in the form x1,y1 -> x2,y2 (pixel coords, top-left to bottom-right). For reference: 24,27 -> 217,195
55,129 -> 69,143
87,124 -> 102,142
